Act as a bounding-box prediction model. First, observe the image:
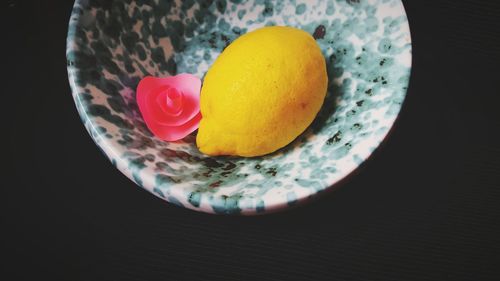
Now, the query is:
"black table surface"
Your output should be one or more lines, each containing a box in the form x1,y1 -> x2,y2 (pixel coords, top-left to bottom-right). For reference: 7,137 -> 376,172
3,0 -> 500,280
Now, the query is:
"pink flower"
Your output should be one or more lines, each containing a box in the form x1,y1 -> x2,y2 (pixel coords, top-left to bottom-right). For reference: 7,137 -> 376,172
136,74 -> 202,141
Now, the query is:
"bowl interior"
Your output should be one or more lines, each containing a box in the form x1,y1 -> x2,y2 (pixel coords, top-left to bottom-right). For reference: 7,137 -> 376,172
67,0 -> 411,214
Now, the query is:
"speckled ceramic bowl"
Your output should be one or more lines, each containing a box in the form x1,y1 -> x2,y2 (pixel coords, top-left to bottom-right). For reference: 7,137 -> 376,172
67,0 -> 411,215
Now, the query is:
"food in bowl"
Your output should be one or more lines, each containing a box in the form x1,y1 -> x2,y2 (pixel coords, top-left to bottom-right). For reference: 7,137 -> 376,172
197,26 -> 328,157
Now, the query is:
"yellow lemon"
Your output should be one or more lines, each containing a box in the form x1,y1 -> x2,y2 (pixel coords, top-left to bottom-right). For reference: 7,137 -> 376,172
196,26 -> 328,157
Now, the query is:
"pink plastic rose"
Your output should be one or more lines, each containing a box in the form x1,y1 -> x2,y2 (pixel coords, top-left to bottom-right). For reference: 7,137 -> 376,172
136,74 -> 202,141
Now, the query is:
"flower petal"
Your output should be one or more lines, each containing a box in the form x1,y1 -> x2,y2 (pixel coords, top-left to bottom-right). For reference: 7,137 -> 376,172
136,74 -> 202,142
162,73 -> 201,125
137,75 -> 201,127
148,112 -> 202,141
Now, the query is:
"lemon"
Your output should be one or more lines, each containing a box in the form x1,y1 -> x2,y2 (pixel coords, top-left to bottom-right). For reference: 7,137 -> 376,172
196,26 -> 328,157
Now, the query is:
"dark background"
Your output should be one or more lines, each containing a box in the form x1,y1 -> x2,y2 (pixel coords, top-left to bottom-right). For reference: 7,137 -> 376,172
3,0 -> 500,280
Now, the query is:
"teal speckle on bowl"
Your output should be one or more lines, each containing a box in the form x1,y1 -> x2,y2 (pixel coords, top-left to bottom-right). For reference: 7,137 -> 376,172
66,0 -> 412,215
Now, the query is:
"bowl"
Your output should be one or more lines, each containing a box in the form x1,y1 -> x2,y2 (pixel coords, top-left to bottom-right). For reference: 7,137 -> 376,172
66,0 -> 412,215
